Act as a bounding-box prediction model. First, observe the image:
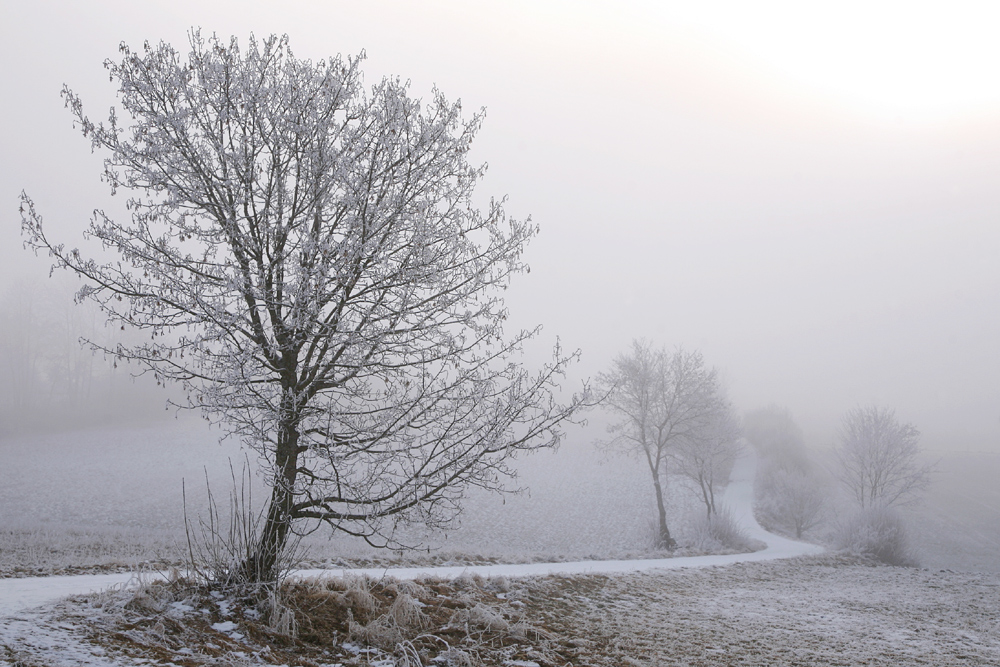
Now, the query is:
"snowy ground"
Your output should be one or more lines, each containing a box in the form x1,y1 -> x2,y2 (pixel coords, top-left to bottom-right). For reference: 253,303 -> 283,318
0,449 -> 819,617
525,555 -> 1000,666
3,449 -> 998,665
3,556 -> 998,666
3,421 -> 999,573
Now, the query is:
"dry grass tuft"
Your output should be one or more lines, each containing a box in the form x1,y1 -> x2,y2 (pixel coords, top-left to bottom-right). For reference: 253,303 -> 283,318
451,571 -> 485,590
394,578 -> 429,598
387,592 -> 429,630
343,587 -> 379,622
348,611 -> 405,649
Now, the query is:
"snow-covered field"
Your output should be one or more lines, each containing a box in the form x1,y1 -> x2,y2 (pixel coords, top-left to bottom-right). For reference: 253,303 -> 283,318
3,421 -> 999,665
0,447 -> 808,617
2,555 -> 998,666
532,555 -> 1000,666
901,450 -> 1000,573
0,419 -> 723,576
3,421 -> 998,574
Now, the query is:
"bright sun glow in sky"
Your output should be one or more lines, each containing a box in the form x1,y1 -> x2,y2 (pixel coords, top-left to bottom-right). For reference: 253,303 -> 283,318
644,0 -> 1000,123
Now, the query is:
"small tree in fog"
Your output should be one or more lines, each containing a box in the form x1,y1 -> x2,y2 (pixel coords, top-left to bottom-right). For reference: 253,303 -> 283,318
746,406 -> 825,538
19,33 -> 585,583
758,466 -> 825,538
836,406 -> 931,509
675,404 -> 742,520
597,341 -> 727,549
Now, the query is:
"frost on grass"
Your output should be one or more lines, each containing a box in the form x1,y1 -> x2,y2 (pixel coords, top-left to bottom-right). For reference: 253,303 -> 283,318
8,571 -> 601,666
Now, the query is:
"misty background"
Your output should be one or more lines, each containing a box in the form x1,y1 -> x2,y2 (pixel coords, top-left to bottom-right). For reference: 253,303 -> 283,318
1,1 -> 998,571
3,0 -> 999,450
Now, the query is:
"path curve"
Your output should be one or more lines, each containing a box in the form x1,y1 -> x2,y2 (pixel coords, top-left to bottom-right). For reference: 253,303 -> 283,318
0,450 -> 822,617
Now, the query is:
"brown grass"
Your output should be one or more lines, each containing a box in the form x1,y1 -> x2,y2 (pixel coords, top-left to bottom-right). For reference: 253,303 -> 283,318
66,570 -> 620,666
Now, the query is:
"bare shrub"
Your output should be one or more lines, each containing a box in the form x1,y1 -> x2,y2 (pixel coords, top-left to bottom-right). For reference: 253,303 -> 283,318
756,462 -> 826,539
684,507 -> 759,553
835,506 -> 918,567
183,459 -> 304,592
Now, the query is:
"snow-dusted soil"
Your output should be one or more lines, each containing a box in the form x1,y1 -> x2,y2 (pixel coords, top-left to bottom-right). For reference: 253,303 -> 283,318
541,555 -> 1000,666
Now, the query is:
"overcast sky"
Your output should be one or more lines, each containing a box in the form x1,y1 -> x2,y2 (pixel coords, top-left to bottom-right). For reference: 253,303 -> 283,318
2,0 -> 999,451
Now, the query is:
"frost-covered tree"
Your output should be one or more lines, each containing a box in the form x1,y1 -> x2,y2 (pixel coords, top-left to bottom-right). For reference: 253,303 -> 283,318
836,406 -> 931,509
20,32 -> 585,583
746,406 -> 826,538
758,465 -> 825,538
596,341 -> 727,549
675,406 -> 742,520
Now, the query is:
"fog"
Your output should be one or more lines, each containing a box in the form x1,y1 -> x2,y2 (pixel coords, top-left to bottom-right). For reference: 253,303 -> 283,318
2,1 -> 998,451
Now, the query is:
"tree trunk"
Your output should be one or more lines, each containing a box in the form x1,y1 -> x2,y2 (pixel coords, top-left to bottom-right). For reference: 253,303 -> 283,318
650,466 -> 677,550
708,478 -> 717,516
242,413 -> 300,584
698,474 -> 713,520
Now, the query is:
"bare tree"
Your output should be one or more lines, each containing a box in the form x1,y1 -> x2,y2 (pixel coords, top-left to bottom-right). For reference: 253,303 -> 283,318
836,406 -> 932,509
745,405 -> 826,538
20,32 -> 585,583
758,465 -> 825,538
675,406 -> 742,520
597,341 -> 726,549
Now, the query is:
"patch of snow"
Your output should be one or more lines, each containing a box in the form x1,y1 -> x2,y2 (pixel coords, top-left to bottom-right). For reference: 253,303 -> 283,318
216,597 -> 233,616
210,619 -> 243,639
168,601 -> 193,615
